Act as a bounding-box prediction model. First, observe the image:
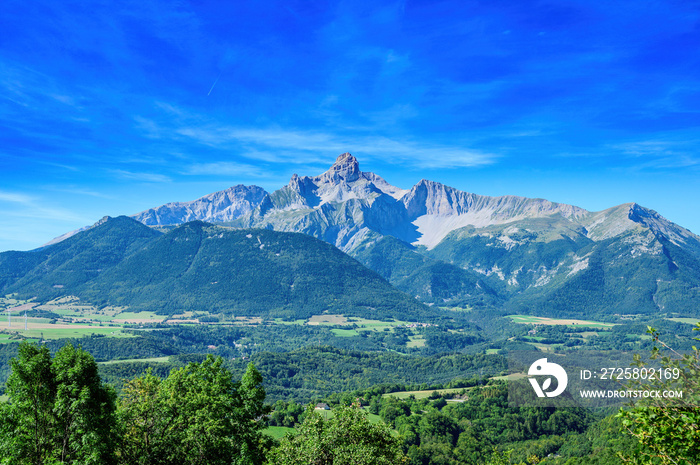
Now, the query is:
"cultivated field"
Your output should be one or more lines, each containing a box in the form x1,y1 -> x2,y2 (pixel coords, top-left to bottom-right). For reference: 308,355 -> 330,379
668,317 -> 700,325
508,315 -> 616,328
382,387 -> 471,400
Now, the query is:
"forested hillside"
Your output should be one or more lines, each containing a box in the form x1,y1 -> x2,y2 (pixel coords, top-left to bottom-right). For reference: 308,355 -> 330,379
0,217 -> 430,320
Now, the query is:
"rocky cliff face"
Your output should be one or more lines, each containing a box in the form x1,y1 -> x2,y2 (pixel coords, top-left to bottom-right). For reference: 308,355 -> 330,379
237,153 -> 410,251
132,184 -> 268,225
399,179 -> 589,249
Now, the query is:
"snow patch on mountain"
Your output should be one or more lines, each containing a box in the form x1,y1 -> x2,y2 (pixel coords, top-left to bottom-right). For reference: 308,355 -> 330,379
568,257 -> 590,276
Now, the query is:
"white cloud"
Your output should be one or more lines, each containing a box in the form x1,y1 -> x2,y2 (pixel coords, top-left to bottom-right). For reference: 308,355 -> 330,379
111,169 -> 172,183
0,191 -> 34,204
134,101 -> 500,172
175,124 -> 497,170
0,190 -> 92,223
184,162 -> 268,178
609,139 -> 700,170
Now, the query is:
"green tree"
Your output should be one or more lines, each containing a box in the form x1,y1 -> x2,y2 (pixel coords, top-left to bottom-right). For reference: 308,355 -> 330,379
0,341 -> 116,465
267,404 -> 408,465
52,343 -> 117,464
0,343 -> 55,465
116,369 -> 170,465
118,356 -> 269,465
617,325 -> 700,465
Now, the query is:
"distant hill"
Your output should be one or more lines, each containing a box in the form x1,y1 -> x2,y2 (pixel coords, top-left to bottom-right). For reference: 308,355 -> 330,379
1,216 -> 161,297
1,217 -> 429,321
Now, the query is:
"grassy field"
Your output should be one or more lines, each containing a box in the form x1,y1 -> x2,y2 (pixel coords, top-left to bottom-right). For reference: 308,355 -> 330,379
508,315 -> 616,328
272,318 -> 307,325
350,318 -> 410,331
331,328 -> 359,337
307,314 -> 349,325
382,387 -> 470,400
263,426 -> 296,439
491,373 -> 528,381
527,342 -> 557,352
576,331 -> 599,339
275,314 -> 413,333
2,296 -> 426,351
668,317 -> 700,325
99,356 -> 171,365
262,409 -> 384,439
112,311 -> 164,323
51,309 -> 115,322
439,306 -> 472,312
0,324 -> 131,341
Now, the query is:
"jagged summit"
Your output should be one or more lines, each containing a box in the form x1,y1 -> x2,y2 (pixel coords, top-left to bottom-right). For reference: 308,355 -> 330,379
289,152 -> 361,186
284,153 -> 407,205
323,152 -> 361,182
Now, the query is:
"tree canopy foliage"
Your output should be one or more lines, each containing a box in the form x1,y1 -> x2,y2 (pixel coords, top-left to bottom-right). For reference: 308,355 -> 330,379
617,325 -> 700,465
0,343 -> 270,465
0,342 -> 116,464
267,405 -> 407,465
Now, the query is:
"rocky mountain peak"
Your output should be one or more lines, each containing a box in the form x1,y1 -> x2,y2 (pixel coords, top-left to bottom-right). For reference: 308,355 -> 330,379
322,152 -> 361,183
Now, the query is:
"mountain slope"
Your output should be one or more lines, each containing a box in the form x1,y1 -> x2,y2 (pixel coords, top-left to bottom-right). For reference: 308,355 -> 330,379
1,217 -> 431,321
1,216 -> 162,299
81,221 -> 432,320
352,236 -> 500,307
231,154 -> 700,315
428,209 -> 700,317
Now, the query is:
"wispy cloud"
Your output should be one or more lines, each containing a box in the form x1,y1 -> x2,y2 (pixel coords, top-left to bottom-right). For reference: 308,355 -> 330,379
0,190 -> 92,223
43,185 -> 115,199
110,169 -> 172,183
609,139 -> 700,170
612,140 -> 679,157
0,192 -> 34,204
183,162 -> 268,178
173,123 -> 498,170
130,100 -> 499,171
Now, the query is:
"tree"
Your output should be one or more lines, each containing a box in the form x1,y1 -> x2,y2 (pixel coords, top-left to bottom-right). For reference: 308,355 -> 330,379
0,341 -> 117,465
116,369 -> 169,465
617,325 -> 700,465
52,343 -> 117,464
118,356 -> 269,465
266,404 -> 408,465
0,343 -> 55,465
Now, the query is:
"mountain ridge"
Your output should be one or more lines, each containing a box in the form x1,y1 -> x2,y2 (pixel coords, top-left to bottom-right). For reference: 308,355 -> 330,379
2,216 -> 431,321
28,153 -> 700,318
132,184 -> 268,225
42,153 -> 699,255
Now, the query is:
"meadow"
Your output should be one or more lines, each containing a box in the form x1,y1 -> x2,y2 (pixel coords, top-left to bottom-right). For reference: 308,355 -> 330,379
507,314 -> 616,328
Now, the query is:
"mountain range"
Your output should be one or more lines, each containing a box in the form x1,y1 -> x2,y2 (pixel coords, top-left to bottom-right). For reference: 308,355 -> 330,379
129,153 -> 700,317
5,153 -> 700,318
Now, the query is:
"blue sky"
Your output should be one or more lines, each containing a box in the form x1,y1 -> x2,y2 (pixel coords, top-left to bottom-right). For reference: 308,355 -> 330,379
1,0 -> 699,251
